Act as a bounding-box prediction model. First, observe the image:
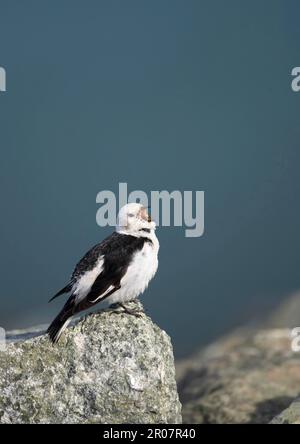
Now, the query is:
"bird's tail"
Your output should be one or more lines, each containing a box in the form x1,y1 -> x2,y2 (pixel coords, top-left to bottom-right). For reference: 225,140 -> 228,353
47,310 -> 71,344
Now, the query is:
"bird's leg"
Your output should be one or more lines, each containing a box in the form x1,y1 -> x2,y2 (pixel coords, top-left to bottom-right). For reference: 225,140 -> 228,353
109,302 -> 144,318
119,303 -> 144,317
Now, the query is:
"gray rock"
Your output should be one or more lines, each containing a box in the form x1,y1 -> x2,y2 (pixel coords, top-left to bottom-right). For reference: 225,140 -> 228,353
177,328 -> 300,424
270,397 -> 300,424
0,301 -> 181,424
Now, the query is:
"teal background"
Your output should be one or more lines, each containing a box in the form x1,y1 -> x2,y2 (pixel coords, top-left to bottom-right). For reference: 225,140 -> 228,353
0,1 -> 300,357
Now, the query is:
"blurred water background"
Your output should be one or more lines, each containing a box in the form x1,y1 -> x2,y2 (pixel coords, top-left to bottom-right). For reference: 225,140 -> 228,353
1,1 -> 300,357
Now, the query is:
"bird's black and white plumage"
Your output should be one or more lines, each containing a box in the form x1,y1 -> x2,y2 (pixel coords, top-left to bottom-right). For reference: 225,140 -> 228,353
47,203 -> 159,343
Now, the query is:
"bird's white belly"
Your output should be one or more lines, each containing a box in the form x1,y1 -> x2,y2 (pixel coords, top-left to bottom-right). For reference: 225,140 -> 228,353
107,242 -> 158,304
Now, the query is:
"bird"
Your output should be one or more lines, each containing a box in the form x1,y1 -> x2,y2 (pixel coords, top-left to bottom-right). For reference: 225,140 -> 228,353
47,203 -> 159,343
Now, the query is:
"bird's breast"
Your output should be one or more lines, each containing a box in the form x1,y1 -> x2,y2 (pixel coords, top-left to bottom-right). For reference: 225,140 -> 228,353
118,242 -> 158,298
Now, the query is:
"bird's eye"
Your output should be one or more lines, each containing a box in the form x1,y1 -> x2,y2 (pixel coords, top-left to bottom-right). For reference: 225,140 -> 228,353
128,213 -> 134,217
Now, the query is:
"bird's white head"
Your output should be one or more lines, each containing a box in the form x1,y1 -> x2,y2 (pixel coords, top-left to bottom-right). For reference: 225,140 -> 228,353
116,203 -> 156,238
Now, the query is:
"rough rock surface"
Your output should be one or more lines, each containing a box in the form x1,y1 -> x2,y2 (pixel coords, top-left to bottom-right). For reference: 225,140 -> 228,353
0,301 -> 181,424
177,328 -> 300,424
270,397 -> 300,424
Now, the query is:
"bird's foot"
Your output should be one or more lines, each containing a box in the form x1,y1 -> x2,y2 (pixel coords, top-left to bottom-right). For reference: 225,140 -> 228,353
109,302 -> 144,318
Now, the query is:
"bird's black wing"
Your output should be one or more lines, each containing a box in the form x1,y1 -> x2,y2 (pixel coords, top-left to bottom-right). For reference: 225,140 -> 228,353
74,233 -> 148,311
49,233 -> 119,303
49,232 -> 147,308
48,282 -> 74,302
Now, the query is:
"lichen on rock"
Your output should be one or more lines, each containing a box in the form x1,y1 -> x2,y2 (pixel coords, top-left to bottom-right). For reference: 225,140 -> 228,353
270,397 -> 300,424
0,301 -> 181,424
